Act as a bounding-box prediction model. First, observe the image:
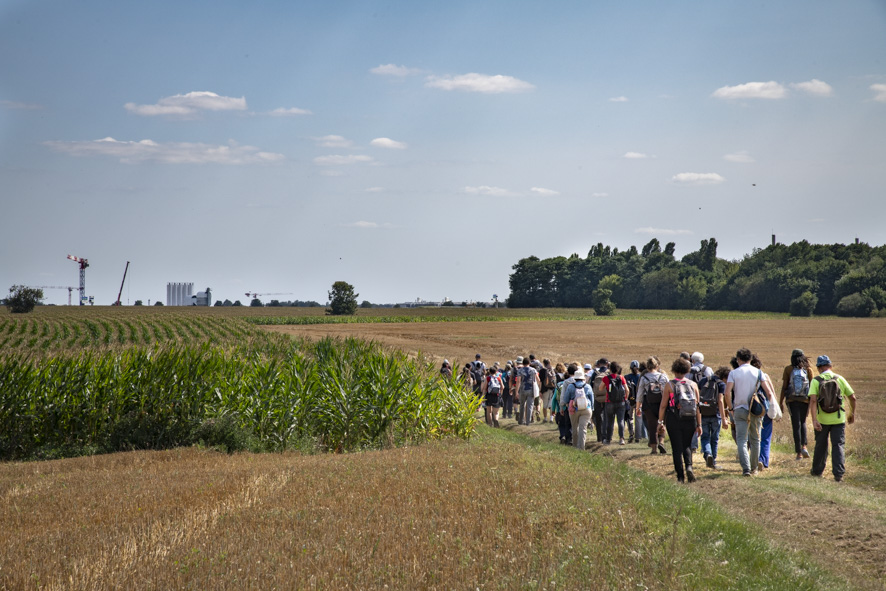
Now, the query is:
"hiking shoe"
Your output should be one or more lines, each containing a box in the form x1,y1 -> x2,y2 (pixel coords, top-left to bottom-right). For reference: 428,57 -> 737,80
650,448 -> 658,455
619,438 -> 626,445
657,443 -> 667,455
801,448 -> 810,459
686,468 -> 696,483
705,454 -> 714,469
742,471 -> 751,477
834,476 -> 843,483
795,454 -> 802,460
493,418 -> 500,428
757,461 -> 765,472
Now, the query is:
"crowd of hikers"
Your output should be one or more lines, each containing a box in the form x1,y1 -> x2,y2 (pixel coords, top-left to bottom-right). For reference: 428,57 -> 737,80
440,348 -> 856,483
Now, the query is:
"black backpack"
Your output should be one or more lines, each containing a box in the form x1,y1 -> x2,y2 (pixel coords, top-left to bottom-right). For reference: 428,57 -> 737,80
540,367 -> 555,392
470,362 -> 485,391
626,376 -> 638,406
688,364 -> 707,384
607,376 -> 627,404
815,374 -> 843,417
698,377 -> 720,416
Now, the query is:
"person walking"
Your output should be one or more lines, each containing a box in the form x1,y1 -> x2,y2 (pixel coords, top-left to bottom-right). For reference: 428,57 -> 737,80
724,348 -> 776,476
602,362 -> 629,445
751,355 -> 778,471
637,356 -> 669,455
500,362 -> 514,419
698,367 -> 730,469
562,368 -> 593,450
659,358 -> 702,483
626,360 -> 645,442
554,363 -> 576,445
515,356 -> 539,426
590,359 -> 610,442
780,349 -> 815,460
809,355 -> 856,482
482,367 -> 503,427
540,359 -> 556,423
512,356 -> 524,423
440,359 -> 452,379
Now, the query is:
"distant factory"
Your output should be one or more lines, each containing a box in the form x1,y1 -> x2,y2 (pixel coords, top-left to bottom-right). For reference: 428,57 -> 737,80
167,283 -> 211,306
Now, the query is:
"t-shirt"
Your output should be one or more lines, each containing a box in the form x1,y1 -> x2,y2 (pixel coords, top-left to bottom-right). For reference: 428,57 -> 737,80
809,370 -> 855,425
727,364 -> 764,410
517,366 -> 538,393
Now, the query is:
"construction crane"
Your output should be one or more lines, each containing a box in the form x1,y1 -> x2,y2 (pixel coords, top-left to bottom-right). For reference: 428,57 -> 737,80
32,286 -> 78,306
66,254 -> 89,305
112,261 -> 130,306
245,292 -> 293,300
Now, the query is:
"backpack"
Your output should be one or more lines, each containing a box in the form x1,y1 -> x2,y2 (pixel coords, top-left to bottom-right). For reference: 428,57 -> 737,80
688,364 -> 707,385
643,372 -> 667,409
698,377 -> 720,416
471,361 -> 485,390
815,374 -> 843,416
540,367 -> 555,392
607,376 -> 627,404
626,375 -> 638,405
487,375 -> 502,395
789,368 -> 810,401
670,379 -> 698,418
593,369 -> 610,403
573,382 -> 590,411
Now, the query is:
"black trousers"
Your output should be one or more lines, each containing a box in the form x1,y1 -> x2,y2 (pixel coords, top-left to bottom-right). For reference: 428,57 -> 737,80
665,413 -> 697,481
812,422 -> 845,479
788,400 -> 810,454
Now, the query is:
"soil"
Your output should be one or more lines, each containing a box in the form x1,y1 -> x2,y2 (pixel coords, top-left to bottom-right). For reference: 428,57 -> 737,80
266,318 -> 886,589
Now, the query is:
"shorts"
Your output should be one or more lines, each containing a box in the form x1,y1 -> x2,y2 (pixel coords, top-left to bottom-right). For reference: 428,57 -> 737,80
485,393 -> 501,407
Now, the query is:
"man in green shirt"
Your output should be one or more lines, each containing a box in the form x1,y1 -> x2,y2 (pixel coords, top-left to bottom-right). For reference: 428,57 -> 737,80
809,355 -> 856,482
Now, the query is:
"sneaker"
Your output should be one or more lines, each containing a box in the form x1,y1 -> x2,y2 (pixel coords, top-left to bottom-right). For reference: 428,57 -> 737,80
706,454 -> 714,469
619,438 -> 626,445
801,448 -> 810,459
658,443 -> 667,455
603,440 -> 611,445
758,461 -> 765,472
493,418 -> 500,428
795,454 -> 802,460
742,471 -> 751,477
650,448 -> 658,455
686,467 -> 696,483
834,476 -> 843,483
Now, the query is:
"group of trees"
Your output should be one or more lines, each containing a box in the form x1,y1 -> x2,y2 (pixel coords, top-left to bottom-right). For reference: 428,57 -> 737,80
508,238 -> 886,317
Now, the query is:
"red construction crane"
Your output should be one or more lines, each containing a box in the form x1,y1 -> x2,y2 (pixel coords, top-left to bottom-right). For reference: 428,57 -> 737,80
32,286 -> 78,306
67,254 -> 89,305
112,261 -> 130,306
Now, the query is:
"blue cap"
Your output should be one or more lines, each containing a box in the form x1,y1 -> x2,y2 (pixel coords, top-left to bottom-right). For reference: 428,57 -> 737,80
630,360 -> 640,368
816,355 -> 832,367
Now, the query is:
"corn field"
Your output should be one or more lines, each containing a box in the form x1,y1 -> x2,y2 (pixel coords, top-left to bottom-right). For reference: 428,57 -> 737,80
0,308 -> 478,460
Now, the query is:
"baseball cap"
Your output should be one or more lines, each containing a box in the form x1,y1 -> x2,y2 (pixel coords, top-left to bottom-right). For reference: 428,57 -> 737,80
630,360 -> 640,369
583,363 -> 592,371
816,355 -> 832,367
475,353 -> 482,359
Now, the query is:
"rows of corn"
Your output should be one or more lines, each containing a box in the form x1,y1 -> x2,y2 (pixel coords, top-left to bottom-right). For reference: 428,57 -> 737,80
0,311 -> 478,460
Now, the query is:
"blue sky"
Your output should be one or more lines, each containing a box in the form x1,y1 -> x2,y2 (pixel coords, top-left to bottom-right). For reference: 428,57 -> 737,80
2,0 -> 885,306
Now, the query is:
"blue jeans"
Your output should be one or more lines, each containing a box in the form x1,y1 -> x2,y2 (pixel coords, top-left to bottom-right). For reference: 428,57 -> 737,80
700,415 -> 722,460
633,405 -> 647,439
604,402 -> 626,442
734,407 -> 763,474
760,415 -> 773,468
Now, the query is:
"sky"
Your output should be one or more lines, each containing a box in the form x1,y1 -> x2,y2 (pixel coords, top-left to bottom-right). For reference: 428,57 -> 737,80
2,1 -> 885,306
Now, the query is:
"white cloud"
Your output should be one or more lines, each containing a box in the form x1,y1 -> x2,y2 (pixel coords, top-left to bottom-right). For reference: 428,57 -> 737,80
463,185 -> 519,197
344,221 -> 394,229
425,73 -> 535,94
371,64 -> 423,77
712,81 -> 787,100
1,100 -> 42,110
591,192 -> 609,198
313,154 -> 374,166
124,91 -> 247,116
623,151 -> 648,159
45,137 -> 283,164
723,151 -> 755,163
370,137 -> 407,150
365,187 -> 385,193
634,227 -> 692,236
672,172 -> 726,185
791,79 -> 833,97
872,84 -> 886,103
530,187 -> 560,196
314,135 -> 353,148
609,96 -> 629,102
269,107 -> 312,116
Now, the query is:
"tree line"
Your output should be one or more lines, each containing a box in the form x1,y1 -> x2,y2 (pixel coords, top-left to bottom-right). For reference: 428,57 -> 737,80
508,238 -> 886,317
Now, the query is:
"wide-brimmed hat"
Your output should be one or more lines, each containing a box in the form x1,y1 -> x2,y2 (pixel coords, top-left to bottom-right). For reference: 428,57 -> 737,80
573,369 -> 586,381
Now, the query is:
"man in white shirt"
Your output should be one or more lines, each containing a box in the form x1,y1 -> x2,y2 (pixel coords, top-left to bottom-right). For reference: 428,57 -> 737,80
723,348 -> 770,476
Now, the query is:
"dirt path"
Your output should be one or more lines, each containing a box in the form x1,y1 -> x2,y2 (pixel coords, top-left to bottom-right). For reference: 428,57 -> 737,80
266,318 -> 886,589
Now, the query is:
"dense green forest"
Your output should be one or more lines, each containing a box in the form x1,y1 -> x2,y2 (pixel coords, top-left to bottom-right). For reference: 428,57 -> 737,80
508,239 -> 886,317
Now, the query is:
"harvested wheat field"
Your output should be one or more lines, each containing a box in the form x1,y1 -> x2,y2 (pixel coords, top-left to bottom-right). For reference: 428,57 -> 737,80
270,316 -> 886,587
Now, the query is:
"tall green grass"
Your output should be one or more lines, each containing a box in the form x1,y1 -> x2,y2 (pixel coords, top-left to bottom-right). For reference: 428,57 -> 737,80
0,336 -> 478,460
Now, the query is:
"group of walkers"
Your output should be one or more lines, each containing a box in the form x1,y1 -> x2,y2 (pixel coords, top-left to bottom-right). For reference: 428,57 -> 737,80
441,348 -> 856,484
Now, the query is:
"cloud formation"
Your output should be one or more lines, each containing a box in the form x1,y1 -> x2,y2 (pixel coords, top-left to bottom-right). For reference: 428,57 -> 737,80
370,64 -> 423,77
365,187 -> 385,193
623,151 -> 648,159
269,107 -> 312,116
370,137 -> 407,149
425,73 -> 535,94
45,137 -> 283,164
530,187 -> 560,196
124,91 -> 247,116
635,227 -> 692,236
724,150 -> 755,163
791,79 -> 834,97
609,96 -> 629,102
314,135 -> 353,148
712,81 -> 787,100
591,192 -> 609,198
872,84 -> 886,103
1,100 -> 42,110
344,221 -> 394,228
463,185 -> 518,197
313,154 -> 374,166
672,172 -> 726,185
